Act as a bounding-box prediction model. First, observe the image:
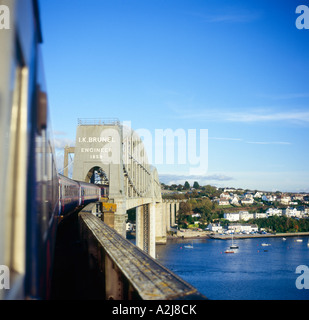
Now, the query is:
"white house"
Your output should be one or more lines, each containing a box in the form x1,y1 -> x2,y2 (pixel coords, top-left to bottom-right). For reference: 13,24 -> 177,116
220,192 -> 232,199
239,211 -> 254,221
254,212 -> 267,219
244,193 -> 254,199
279,195 -> 291,205
207,223 -> 223,233
283,207 -> 302,218
262,195 -> 277,202
241,198 -> 254,205
224,212 -> 240,221
230,195 -> 240,206
254,192 -> 263,198
217,198 -> 230,206
292,194 -> 304,201
266,208 -> 282,217
191,213 -> 201,218
228,223 -> 258,233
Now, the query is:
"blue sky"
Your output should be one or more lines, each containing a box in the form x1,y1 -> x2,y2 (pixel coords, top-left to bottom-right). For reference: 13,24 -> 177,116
40,0 -> 309,192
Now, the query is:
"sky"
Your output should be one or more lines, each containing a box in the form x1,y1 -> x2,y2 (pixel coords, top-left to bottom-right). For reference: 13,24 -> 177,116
39,0 -> 309,192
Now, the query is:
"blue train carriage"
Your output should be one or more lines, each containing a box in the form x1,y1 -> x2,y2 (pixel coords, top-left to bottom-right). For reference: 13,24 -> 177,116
78,181 -> 101,206
58,174 -> 80,215
0,0 -> 59,299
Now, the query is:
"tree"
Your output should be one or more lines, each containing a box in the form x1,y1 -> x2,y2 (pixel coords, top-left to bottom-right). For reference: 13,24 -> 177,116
193,181 -> 200,189
179,201 -> 192,215
184,181 -> 190,190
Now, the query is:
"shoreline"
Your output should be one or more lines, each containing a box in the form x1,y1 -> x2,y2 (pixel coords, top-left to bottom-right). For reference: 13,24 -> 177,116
167,231 -> 309,240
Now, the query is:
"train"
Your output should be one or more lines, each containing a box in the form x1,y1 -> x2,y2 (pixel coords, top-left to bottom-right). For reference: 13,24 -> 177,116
0,0 -> 106,300
58,174 -> 108,215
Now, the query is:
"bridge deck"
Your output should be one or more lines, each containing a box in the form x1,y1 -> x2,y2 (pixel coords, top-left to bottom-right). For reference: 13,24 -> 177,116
79,211 -> 207,300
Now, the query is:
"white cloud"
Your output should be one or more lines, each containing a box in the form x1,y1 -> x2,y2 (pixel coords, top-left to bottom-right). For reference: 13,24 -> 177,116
245,141 -> 291,145
176,108 -> 309,124
209,137 -> 243,141
209,136 -> 291,146
224,111 -> 309,123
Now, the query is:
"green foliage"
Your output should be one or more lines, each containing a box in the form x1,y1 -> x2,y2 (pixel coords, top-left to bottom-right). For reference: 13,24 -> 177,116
184,181 -> 190,190
193,181 -> 200,189
252,216 -> 309,233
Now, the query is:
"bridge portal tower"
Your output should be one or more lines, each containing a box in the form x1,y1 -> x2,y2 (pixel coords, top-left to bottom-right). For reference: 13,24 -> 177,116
71,119 -> 162,258
72,119 -> 128,236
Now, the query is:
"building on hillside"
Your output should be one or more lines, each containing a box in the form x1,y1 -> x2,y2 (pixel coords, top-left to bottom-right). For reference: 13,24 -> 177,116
254,192 -> 263,198
217,198 -> 230,206
283,207 -> 303,218
239,211 -> 254,221
254,212 -> 267,219
230,195 -> 240,206
224,212 -> 240,221
266,208 -> 282,217
241,198 -> 254,205
278,195 -> 291,205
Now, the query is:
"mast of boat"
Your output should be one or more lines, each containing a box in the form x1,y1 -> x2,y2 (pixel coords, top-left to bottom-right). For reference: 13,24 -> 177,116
230,232 -> 239,249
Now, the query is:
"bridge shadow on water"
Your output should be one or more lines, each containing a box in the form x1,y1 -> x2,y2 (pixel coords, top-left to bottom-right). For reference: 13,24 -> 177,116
51,210 -> 105,300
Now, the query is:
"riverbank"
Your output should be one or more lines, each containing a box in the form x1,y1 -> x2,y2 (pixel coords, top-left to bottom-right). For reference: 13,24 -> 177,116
167,230 -> 309,240
209,231 -> 309,240
168,230 -> 210,239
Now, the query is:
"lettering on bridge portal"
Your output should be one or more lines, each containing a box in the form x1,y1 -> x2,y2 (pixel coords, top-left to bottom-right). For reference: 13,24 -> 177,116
78,136 -> 115,143
77,135 -> 117,161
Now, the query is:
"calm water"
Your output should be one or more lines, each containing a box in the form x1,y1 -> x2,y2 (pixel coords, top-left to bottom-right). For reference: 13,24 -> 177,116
155,236 -> 309,300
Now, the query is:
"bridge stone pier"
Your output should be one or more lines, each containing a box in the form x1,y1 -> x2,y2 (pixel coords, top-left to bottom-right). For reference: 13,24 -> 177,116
71,119 -> 162,258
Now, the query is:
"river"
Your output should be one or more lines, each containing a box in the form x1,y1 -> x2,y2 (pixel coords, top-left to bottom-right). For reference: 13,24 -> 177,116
155,235 -> 309,300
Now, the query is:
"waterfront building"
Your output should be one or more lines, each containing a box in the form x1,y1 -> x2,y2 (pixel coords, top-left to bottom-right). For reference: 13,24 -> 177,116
228,223 -> 258,233
207,223 -> 223,233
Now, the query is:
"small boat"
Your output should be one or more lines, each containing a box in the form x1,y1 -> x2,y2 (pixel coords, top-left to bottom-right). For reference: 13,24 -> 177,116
307,240 -> 309,247
230,233 -> 239,249
282,238 -> 286,241
184,242 -> 194,249
261,243 -> 271,246
296,239 -> 303,242
224,249 -> 235,254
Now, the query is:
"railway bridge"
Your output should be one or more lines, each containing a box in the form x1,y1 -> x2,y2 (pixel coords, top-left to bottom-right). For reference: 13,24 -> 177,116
64,119 -> 178,258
